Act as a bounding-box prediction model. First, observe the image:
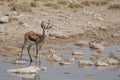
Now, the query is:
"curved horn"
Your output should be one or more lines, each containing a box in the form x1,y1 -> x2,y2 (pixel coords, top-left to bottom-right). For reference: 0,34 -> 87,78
46,20 -> 50,28
41,21 -> 45,29
46,20 -> 52,29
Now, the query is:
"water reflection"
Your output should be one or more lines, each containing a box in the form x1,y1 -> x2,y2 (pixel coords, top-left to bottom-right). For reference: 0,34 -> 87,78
9,72 -> 40,80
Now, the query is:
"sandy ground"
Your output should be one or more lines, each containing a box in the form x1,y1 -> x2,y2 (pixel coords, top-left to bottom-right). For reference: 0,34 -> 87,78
0,0 -> 120,57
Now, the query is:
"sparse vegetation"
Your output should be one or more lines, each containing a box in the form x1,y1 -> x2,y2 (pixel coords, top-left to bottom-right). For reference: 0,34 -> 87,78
91,0 -> 112,6
57,0 -> 67,5
108,4 -> 120,9
44,2 -> 60,9
82,0 -> 91,6
7,0 -> 17,2
30,1 -> 37,7
0,2 -> 4,5
11,2 -> 31,12
68,3 -> 82,8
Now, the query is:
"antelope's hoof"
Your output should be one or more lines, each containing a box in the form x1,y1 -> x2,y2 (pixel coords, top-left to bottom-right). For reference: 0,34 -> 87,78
30,59 -> 33,62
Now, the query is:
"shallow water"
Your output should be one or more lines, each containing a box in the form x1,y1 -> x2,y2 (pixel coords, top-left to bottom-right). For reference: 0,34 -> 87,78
0,44 -> 120,80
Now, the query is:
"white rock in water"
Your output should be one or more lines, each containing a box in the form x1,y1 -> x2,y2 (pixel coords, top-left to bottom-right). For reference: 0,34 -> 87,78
95,60 -> 108,67
59,61 -> 72,65
0,15 -> 9,23
89,42 -> 105,51
12,60 -> 26,64
52,54 -> 62,62
7,66 -> 41,74
79,60 -> 93,66
109,53 -> 120,61
49,49 -> 56,54
104,58 -> 119,65
40,67 -> 47,72
72,51 -> 84,56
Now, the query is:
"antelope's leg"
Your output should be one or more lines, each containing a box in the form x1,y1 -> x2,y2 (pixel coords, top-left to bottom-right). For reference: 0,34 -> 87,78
39,44 -> 43,50
20,42 -> 26,60
27,45 -> 33,62
36,44 -> 39,57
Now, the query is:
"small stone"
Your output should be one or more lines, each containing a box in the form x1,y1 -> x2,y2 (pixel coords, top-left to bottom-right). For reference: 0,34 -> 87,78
50,54 -> 62,62
112,33 -> 120,38
117,49 -> 120,52
72,51 -> 84,56
12,60 -> 26,64
109,53 -> 120,61
49,49 -> 56,54
75,40 -> 89,47
59,61 -> 72,65
79,60 -> 94,66
99,27 -> 107,30
0,15 -> 9,23
64,72 -> 71,74
40,67 -> 47,72
7,66 -> 40,74
95,60 -> 108,67
89,42 -> 105,51
104,58 -> 119,65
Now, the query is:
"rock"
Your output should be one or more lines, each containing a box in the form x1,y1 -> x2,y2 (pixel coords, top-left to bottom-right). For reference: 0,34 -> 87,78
64,57 -> 75,62
49,32 -> 68,39
22,23 -> 29,27
40,67 -> 47,72
95,60 -> 109,67
72,51 -> 84,56
90,54 -> 102,60
111,33 -> 120,38
79,60 -> 94,66
12,60 -> 26,64
104,58 -> 119,65
89,42 -> 105,51
49,49 -> 56,54
7,66 -> 41,74
75,40 -> 89,47
0,15 -> 9,23
93,13 -> 104,21
99,27 -> 107,30
52,54 -> 62,62
90,55 -> 99,60
59,57 -> 75,65
117,49 -> 120,52
59,61 -> 72,65
109,53 -> 120,61
47,54 -> 62,62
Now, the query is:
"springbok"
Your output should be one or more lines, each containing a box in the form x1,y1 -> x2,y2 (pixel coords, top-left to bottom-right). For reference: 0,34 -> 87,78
20,20 -> 52,62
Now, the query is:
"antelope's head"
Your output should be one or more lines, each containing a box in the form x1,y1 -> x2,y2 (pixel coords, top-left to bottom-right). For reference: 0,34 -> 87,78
41,20 -> 52,36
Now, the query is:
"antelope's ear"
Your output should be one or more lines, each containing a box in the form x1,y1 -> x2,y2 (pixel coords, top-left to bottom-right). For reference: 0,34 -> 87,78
41,21 -> 44,29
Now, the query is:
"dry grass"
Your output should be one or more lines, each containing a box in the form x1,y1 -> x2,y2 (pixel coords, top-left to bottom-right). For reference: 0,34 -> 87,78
0,2 -> 4,5
44,2 -> 60,9
7,0 -> 17,2
0,0 -> 17,2
11,2 -> 31,12
57,0 -> 67,5
30,1 -> 37,7
108,4 -> 120,9
68,3 -> 82,8
82,0 -> 91,6
91,0 -> 112,6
